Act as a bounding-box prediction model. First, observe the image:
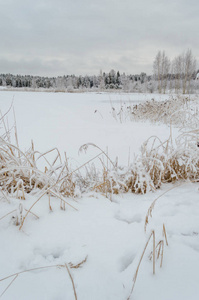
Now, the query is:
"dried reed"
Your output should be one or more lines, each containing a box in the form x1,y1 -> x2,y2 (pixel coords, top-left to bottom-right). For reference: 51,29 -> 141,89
0,256 -> 87,298
127,230 -> 155,300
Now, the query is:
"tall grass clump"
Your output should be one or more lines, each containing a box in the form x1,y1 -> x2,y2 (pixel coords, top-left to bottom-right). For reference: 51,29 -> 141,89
89,125 -> 199,196
0,106 -> 77,199
93,95 -> 199,196
0,95 -> 198,207
111,95 -> 198,126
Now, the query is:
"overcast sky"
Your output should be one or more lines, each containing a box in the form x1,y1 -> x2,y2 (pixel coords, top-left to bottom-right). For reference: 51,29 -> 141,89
0,0 -> 198,76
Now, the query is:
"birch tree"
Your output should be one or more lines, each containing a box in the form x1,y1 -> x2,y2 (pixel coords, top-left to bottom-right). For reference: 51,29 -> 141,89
181,49 -> 196,94
172,55 -> 183,93
172,50 -> 196,94
153,51 -> 170,93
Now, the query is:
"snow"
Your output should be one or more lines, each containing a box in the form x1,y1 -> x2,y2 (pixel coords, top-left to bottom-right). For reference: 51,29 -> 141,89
0,91 -> 175,169
0,91 -> 199,299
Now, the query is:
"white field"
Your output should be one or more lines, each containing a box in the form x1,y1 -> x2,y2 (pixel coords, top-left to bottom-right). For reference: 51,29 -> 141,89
0,92 -> 176,168
0,91 -> 199,300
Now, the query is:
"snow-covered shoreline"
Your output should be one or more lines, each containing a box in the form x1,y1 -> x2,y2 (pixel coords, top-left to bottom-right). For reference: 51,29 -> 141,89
0,91 -> 198,299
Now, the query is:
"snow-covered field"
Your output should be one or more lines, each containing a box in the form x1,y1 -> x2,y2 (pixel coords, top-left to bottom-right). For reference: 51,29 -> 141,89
0,91 -> 174,168
0,91 -> 199,300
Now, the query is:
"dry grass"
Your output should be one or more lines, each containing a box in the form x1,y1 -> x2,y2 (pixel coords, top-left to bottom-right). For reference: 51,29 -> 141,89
0,256 -> 87,298
0,106 -> 76,199
111,95 -> 198,125
127,224 -> 169,299
65,264 -> 78,300
0,96 -> 198,232
94,95 -> 199,197
144,181 -> 199,232
90,128 -> 198,197
127,230 -> 155,300
0,108 -> 109,228
0,96 -> 198,299
1,96 -> 198,208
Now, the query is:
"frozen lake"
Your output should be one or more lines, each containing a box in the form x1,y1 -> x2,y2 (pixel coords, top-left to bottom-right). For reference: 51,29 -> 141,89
0,91 -> 173,170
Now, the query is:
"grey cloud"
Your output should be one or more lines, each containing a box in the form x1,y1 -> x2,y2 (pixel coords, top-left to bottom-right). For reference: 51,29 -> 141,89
0,57 -> 67,76
0,0 -> 198,76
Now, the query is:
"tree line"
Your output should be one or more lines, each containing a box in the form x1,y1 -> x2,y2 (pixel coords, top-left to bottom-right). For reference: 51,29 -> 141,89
153,49 -> 198,94
0,71 -> 149,92
0,49 -> 198,93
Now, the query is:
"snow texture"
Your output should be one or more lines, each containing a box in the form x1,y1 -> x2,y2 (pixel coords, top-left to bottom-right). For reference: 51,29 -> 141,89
0,91 -> 198,299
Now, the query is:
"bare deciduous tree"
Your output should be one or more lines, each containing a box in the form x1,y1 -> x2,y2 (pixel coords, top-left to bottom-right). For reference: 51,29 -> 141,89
172,49 -> 196,94
181,49 -> 196,94
153,51 -> 170,93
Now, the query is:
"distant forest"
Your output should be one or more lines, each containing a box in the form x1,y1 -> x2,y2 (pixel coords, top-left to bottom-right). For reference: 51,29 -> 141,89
1,50 -> 199,94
